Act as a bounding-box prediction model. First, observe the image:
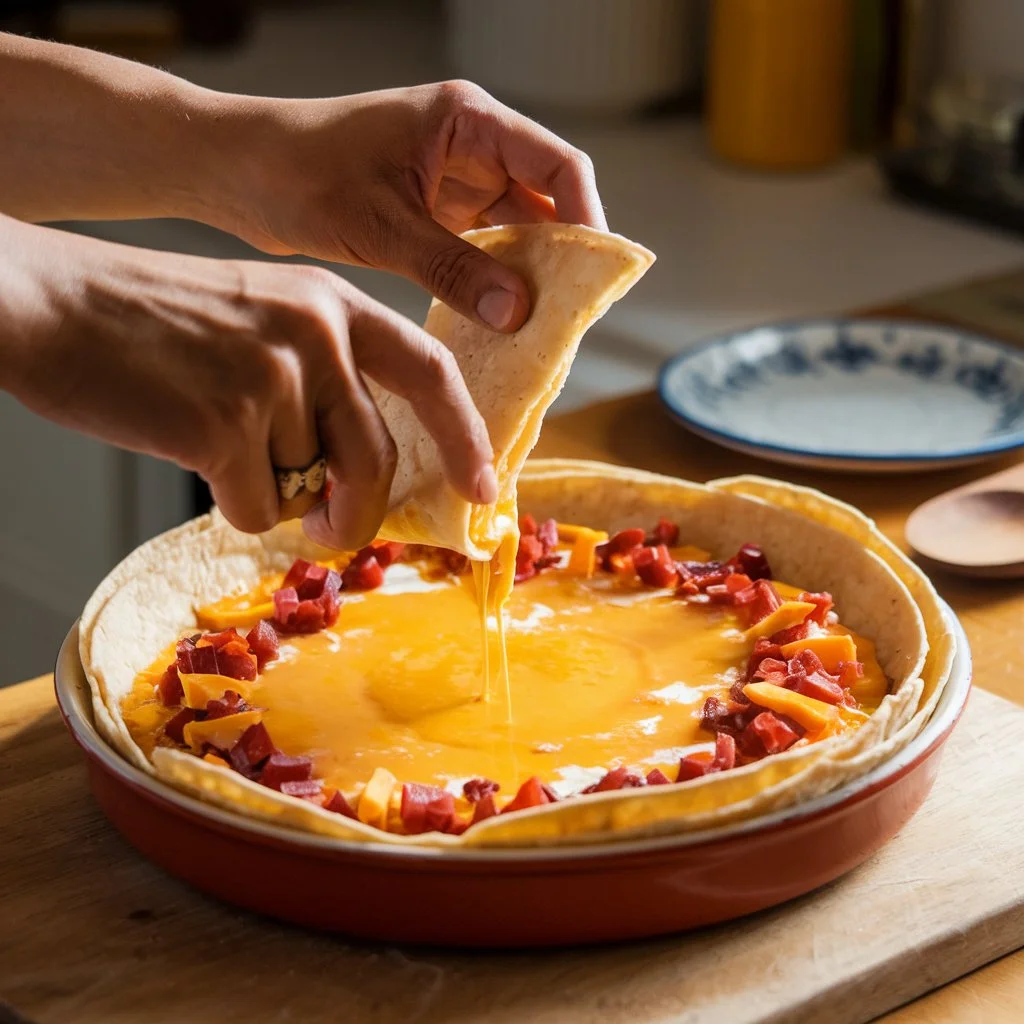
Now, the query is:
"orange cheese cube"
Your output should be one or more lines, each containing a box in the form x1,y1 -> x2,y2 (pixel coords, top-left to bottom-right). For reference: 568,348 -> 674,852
386,786 -> 407,833
183,710 -> 263,753
744,601 -> 816,641
742,682 -> 839,731
566,527 -> 608,576
780,633 -> 857,673
180,673 -> 251,709
556,522 -> 595,543
357,767 -> 397,831
196,599 -> 275,631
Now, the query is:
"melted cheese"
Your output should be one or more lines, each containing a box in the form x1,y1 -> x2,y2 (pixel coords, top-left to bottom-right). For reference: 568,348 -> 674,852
123,563 -> 889,800
469,499 -> 519,715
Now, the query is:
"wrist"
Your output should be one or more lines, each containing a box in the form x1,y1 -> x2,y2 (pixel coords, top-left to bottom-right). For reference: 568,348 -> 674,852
176,89 -> 291,240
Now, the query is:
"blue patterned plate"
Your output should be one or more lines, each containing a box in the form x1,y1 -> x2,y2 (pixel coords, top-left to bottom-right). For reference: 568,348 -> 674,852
657,320 -> 1024,472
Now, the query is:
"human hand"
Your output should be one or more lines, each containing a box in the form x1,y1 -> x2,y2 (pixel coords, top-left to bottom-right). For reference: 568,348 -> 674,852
0,37 -> 603,332
0,216 -> 495,548
203,81 -> 606,332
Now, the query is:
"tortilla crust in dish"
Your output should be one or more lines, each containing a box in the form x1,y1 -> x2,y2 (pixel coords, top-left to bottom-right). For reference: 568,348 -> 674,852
80,459 -> 951,848
371,223 -> 655,560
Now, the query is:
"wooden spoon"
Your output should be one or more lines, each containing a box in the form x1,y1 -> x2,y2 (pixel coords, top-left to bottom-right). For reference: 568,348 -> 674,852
906,463 -> 1024,578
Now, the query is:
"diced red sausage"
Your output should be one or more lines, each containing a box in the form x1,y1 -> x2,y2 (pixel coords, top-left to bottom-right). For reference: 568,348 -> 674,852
519,513 -> 538,535
163,706 -> 196,745
280,779 -> 324,800
502,776 -> 553,813
650,517 -> 679,547
582,765 -> 645,794
471,793 -> 499,824
246,619 -> 279,671
729,543 -> 772,581
370,541 -> 405,568
634,543 -> 679,588
205,690 -> 250,720
158,664 -> 183,707
677,752 -> 713,781
401,782 -> 457,834
463,778 -> 501,803
259,752 -> 314,790
745,711 -> 800,755
746,579 -> 783,625
322,789 -> 357,818
800,591 -> 835,625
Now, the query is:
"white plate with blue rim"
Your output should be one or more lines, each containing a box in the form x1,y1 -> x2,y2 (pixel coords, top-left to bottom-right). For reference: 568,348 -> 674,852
657,319 -> 1024,472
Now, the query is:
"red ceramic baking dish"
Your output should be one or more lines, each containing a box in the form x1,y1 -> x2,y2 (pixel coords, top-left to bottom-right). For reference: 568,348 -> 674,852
55,605 -> 970,948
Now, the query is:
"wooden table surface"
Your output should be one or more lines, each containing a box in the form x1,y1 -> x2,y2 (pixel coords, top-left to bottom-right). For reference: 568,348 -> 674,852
2,389 -> 1022,1023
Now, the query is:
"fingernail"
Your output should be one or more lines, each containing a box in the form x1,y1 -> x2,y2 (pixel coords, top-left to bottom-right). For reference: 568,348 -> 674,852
477,288 -> 517,331
475,464 -> 498,504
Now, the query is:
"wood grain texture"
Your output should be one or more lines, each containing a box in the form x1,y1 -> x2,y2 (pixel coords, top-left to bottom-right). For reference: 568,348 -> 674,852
3,678 -> 1024,1024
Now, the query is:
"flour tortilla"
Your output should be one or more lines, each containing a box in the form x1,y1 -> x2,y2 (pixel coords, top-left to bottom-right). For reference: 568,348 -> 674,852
80,460 -> 951,848
371,223 -> 654,559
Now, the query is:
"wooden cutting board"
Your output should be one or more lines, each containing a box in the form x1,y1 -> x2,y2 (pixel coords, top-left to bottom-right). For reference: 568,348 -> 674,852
2,681 -> 1024,1024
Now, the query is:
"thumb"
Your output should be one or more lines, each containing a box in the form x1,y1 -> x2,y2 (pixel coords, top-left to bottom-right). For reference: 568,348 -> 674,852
397,215 -> 531,333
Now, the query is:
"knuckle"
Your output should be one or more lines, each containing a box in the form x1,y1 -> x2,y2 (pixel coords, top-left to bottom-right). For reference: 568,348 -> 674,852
423,342 -> 460,390
550,147 -> 594,191
267,347 -> 306,405
293,262 -> 339,292
573,147 -> 596,176
234,344 -> 290,408
275,269 -> 347,355
437,78 -> 488,110
292,265 -> 342,321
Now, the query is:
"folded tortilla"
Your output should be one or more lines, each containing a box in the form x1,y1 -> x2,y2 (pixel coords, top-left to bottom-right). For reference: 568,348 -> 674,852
80,460 -> 952,849
371,223 -> 655,559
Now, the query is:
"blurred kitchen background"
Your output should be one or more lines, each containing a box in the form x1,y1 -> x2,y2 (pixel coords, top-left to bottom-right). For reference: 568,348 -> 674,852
3,0 -> 1024,682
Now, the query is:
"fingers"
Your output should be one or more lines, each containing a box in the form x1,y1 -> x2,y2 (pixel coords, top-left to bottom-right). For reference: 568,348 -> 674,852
302,321 -> 398,551
347,294 -> 496,506
268,353 -> 325,521
390,209 -> 531,333
480,181 -> 557,227
203,444 -> 279,536
490,107 -> 607,231
199,262 -> 494,553
393,88 -> 604,328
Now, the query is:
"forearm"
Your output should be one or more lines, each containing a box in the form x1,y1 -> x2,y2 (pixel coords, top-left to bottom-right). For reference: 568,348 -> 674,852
0,33 -> 255,225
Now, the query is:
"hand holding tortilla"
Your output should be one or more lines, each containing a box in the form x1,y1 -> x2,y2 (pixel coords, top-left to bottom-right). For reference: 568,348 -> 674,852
0,36 -> 604,333
0,213 -> 493,547
198,81 -> 609,332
